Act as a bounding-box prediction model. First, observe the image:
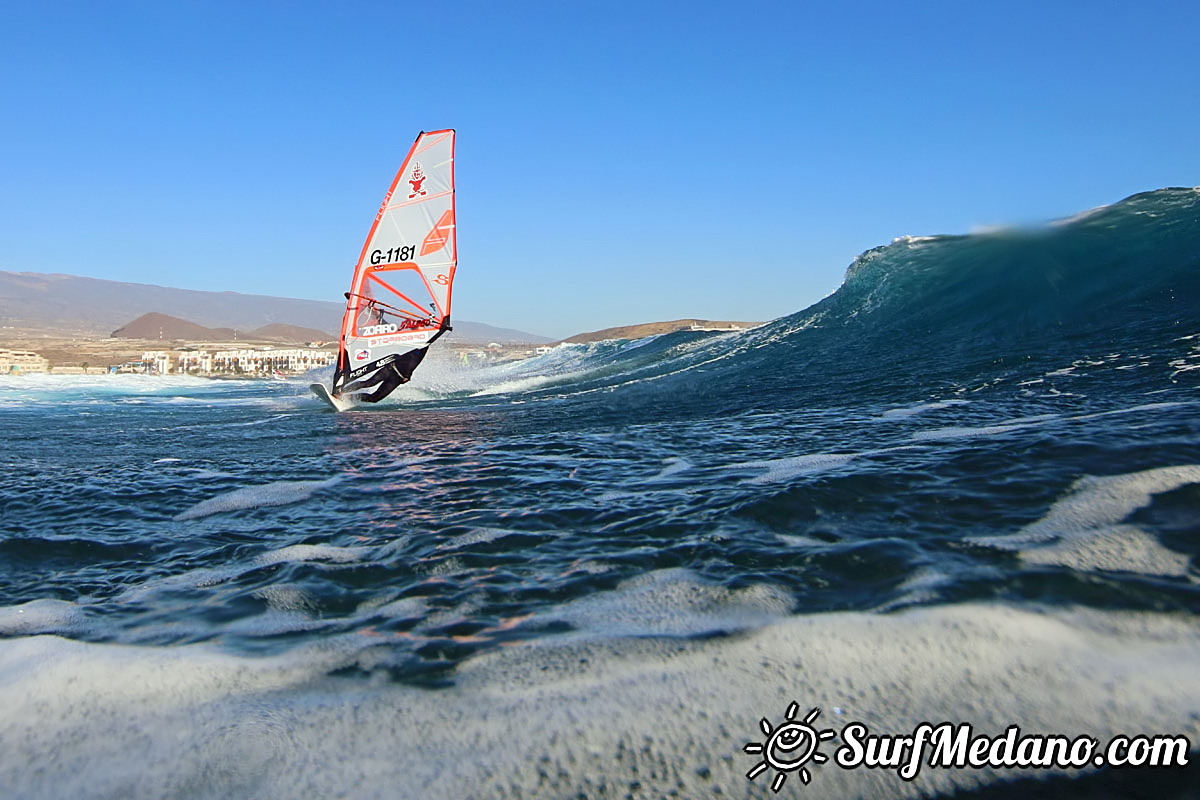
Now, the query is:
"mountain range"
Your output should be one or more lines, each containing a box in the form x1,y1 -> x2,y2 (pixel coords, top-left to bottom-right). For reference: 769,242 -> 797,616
0,270 -> 552,344
109,312 -> 333,344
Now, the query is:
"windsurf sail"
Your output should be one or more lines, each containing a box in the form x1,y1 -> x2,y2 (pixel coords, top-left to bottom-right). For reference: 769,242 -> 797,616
327,129 -> 456,405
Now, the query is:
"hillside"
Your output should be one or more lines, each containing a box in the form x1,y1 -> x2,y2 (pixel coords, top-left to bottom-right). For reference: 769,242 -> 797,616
110,313 -> 334,343
0,270 -> 551,344
0,271 -> 341,335
111,313 -> 236,342
561,319 -> 761,344
248,322 -> 334,343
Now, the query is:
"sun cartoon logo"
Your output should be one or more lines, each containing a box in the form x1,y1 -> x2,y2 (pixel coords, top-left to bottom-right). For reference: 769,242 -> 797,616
744,703 -> 837,792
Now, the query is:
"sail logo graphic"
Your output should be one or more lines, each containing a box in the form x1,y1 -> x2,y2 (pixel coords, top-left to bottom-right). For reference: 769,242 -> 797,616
408,162 -> 426,198
744,703 -> 836,793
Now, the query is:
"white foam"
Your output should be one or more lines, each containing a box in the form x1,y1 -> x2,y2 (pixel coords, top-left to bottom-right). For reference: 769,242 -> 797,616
226,413 -> 297,427
436,527 -> 531,551
730,452 -> 858,484
970,464 -> 1200,577
253,543 -> 372,567
775,533 -> 833,549
2,603 -> 1197,798
0,599 -> 89,636
112,565 -> 242,604
877,399 -> 967,420
594,458 -> 696,503
878,566 -> 985,612
910,420 -> 1040,442
174,477 -> 341,521
534,568 -> 794,637
251,585 -> 323,614
1019,524 -> 1191,575
727,444 -> 925,485
224,609 -> 329,637
468,374 -> 561,396
647,456 -> 693,481
357,595 -> 428,620
562,559 -> 615,576
0,373 -> 213,395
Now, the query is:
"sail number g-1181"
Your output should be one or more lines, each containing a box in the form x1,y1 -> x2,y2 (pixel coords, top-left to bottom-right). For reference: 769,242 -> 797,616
370,245 -> 416,265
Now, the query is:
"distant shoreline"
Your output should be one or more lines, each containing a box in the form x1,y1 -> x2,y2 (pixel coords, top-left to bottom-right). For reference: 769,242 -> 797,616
0,331 -> 544,375
0,318 -> 763,375
0,370 -> 290,381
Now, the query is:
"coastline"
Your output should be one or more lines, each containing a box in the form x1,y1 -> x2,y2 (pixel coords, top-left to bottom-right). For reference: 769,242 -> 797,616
0,330 -> 546,376
0,316 -> 763,376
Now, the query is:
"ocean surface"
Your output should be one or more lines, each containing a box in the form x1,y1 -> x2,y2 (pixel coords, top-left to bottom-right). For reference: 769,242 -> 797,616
2,188 -> 1199,798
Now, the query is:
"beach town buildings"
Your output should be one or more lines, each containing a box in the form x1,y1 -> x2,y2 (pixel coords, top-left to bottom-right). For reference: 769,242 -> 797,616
204,347 -> 336,375
0,349 -> 50,374
138,346 -> 336,376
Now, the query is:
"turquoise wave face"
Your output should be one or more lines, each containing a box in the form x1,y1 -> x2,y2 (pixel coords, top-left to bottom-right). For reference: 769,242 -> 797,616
558,187 -> 1200,420
825,188 -> 1200,349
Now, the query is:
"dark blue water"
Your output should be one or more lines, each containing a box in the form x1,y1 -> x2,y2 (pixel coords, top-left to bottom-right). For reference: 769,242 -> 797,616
2,188 -> 1198,798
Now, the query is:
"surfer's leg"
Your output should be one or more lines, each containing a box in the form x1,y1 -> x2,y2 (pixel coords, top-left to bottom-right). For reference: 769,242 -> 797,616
353,366 -> 406,403
340,349 -> 427,403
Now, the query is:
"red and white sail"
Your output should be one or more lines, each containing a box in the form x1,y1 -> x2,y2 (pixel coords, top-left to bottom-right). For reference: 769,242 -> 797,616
330,129 -> 456,403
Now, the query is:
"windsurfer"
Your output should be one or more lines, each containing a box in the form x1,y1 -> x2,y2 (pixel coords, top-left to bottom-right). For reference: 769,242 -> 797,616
313,129 -> 456,411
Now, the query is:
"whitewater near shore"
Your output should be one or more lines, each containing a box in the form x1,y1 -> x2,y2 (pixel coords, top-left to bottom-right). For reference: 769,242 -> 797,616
2,188 -> 1199,798
4,601 -> 1198,798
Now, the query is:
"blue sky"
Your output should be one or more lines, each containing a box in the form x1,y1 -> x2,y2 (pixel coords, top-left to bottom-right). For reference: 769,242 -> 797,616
2,1 -> 1197,339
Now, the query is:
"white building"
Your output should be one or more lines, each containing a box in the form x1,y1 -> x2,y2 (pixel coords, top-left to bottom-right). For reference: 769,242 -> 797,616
210,346 -> 336,375
177,351 -> 214,373
0,349 -> 49,374
132,347 -> 336,376
141,351 -> 173,375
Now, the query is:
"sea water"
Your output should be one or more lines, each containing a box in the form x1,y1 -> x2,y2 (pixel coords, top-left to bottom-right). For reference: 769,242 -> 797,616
2,188 -> 1199,798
